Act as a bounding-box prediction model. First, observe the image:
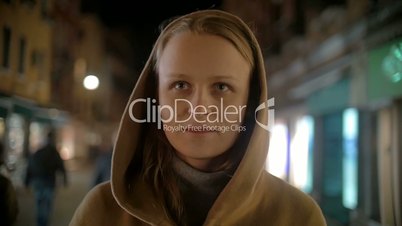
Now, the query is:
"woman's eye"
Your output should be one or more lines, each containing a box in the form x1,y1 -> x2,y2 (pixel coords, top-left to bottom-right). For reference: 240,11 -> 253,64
215,83 -> 229,92
173,81 -> 189,90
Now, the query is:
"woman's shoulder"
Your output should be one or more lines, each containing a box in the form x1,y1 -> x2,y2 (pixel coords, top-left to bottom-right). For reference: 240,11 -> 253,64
69,182 -> 121,226
258,172 -> 327,225
260,172 -> 316,204
85,182 -> 115,204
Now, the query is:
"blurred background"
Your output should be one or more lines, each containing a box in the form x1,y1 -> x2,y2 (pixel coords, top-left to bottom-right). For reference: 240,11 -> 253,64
0,0 -> 401,225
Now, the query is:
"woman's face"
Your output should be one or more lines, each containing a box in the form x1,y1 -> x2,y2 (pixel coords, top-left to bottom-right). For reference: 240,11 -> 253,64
158,31 -> 252,171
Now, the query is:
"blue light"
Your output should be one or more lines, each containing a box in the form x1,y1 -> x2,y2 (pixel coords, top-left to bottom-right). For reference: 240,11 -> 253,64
342,108 -> 358,209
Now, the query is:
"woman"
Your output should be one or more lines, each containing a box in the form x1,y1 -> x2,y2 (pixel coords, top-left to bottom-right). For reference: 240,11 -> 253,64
70,9 -> 326,226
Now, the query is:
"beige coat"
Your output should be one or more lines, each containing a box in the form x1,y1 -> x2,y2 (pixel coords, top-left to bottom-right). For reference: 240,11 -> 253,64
70,9 -> 327,226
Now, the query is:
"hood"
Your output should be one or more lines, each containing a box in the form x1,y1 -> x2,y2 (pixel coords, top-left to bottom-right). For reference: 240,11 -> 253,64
110,9 -> 269,224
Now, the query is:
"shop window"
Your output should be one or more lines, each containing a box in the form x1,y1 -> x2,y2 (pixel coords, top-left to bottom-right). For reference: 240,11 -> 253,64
321,111 -> 349,224
267,123 -> 289,180
342,108 -> 359,209
290,116 -> 314,193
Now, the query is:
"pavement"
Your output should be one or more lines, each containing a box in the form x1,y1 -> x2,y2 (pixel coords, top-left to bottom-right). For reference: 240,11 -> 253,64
13,159 -> 96,226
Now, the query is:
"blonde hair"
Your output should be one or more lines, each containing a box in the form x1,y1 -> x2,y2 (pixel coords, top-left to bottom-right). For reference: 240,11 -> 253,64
141,10 -> 259,224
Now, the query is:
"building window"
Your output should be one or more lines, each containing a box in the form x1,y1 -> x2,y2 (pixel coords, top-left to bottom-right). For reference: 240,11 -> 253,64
18,37 -> 26,75
40,0 -> 48,17
2,27 -> 11,68
20,0 -> 36,8
31,50 -> 45,79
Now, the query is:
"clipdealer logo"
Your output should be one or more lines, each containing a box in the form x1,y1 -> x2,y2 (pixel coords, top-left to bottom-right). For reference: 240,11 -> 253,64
128,97 -> 274,132
254,98 -> 275,132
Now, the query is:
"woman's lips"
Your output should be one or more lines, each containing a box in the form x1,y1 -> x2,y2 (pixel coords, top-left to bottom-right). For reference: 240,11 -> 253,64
186,129 -> 215,133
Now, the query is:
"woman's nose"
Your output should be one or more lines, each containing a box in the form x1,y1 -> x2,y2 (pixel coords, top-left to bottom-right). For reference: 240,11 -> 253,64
188,88 -> 214,116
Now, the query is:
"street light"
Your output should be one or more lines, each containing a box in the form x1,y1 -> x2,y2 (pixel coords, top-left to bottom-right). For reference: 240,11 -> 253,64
82,74 -> 99,125
83,75 -> 99,90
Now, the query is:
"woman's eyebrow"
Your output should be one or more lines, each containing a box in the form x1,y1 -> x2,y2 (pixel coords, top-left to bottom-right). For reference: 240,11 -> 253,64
208,75 -> 239,81
166,73 -> 190,79
165,73 -> 239,81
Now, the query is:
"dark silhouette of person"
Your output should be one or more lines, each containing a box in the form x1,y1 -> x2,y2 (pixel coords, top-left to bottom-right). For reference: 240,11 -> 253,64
91,142 -> 112,187
0,140 -> 19,226
25,130 -> 68,226
91,130 -> 116,187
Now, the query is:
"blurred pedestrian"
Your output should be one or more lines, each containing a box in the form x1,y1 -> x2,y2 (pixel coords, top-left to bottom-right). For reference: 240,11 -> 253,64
91,127 -> 118,187
25,129 -> 68,226
0,140 -> 19,226
91,140 -> 113,187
